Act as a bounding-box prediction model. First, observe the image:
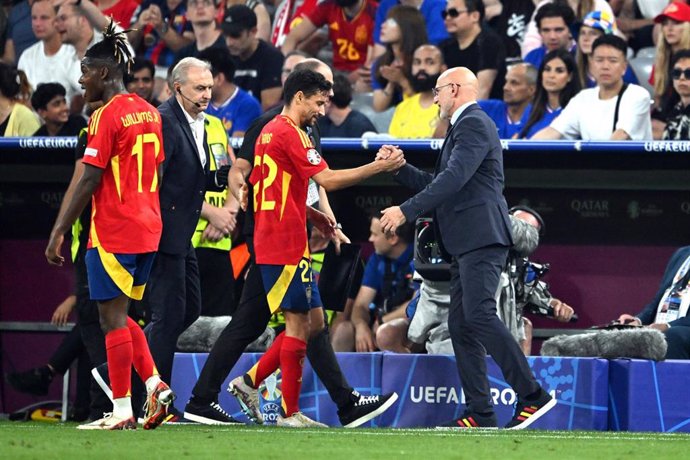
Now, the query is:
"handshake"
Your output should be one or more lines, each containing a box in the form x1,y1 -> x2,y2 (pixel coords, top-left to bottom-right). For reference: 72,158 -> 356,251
374,144 -> 406,173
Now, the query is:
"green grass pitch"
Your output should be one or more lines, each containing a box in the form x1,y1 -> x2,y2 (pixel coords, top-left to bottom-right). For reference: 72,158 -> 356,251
2,422 -> 689,459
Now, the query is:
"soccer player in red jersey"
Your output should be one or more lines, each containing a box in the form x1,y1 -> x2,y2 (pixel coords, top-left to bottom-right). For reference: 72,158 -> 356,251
228,68 -> 403,427
45,21 -> 174,430
281,0 -> 377,77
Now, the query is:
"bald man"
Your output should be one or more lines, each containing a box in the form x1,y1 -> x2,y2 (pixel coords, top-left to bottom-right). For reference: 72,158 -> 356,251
380,67 -> 556,430
184,57 -> 398,427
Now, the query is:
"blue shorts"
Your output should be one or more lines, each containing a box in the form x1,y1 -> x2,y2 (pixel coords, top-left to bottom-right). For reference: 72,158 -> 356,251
259,258 -> 318,313
85,248 -> 156,301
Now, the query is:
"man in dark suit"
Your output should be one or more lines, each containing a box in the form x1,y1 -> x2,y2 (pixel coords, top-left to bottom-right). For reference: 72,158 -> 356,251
379,67 -> 555,430
617,246 -> 690,359
145,57 -> 234,390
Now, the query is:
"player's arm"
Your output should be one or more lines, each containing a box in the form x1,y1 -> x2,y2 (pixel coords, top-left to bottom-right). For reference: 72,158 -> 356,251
46,164 -> 104,266
311,145 -> 404,192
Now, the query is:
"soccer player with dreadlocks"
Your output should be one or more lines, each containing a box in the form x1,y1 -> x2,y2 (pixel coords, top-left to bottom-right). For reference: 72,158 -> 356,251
45,20 -> 173,430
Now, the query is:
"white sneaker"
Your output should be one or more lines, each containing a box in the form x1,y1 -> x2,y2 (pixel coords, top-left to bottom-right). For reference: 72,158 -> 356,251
77,413 -> 136,430
227,375 -> 262,424
277,412 -> 328,428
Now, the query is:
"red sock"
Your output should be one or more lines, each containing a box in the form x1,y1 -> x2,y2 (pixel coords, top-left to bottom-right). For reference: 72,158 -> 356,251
126,317 -> 157,381
247,332 -> 285,387
279,335 -> 307,417
105,327 -> 133,399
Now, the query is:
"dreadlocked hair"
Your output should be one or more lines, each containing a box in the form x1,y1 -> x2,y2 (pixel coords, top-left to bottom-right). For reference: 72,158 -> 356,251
84,19 -> 134,74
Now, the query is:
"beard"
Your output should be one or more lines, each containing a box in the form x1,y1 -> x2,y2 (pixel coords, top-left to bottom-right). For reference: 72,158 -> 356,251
411,71 -> 441,94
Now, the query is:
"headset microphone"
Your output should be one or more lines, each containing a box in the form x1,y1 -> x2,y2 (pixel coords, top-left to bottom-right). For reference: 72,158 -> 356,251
177,88 -> 202,108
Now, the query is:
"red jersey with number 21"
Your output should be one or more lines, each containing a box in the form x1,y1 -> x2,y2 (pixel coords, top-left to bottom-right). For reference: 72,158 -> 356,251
250,115 -> 328,265
81,94 -> 165,254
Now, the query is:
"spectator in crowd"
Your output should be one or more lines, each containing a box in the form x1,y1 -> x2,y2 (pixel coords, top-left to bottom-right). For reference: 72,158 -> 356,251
281,50 -> 310,84
17,0 -> 82,112
95,0 -> 139,29
175,0 -> 227,60
128,0 -> 194,70
31,83 -> 87,136
440,0 -> 506,100
615,245 -> 690,359
388,44 -> 446,138
271,0 -> 319,47
281,0 -> 377,85
533,35 -> 652,140
318,72 -> 377,137
576,10 -> 638,89
486,0 -> 537,60
125,59 -> 161,106
523,2 -> 577,70
522,0 -> 618,58
610,0 -> 666,53
0,62 -> 40,136
55,2 -> 103,60
222,5 -> 284,111
518,49 -> 580,138
651,2 -> 690,138
479,63 -> 537,139
373,0 -> 449,56
225,0 -> 273,42
2,0 -> 37,64
662,49 -> 690,140
199,47 -> 262,138
372,5 -> 428,112
330,215 -> 416,352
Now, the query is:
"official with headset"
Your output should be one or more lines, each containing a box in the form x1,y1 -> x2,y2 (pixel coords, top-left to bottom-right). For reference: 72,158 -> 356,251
143,57 -> 232,392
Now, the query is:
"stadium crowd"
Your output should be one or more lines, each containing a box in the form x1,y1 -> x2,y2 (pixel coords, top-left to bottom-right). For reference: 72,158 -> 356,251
3,0 -> 690,430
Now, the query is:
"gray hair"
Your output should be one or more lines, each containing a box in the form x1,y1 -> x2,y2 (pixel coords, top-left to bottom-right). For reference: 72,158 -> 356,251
508,62 -> 538,87
171,57 -> 211,85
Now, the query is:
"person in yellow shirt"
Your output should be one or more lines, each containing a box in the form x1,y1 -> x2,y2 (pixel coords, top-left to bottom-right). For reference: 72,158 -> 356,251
388,44 -> 446,139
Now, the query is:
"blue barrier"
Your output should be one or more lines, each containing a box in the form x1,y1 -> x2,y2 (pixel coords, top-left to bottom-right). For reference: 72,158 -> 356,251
2,136 -> 690,154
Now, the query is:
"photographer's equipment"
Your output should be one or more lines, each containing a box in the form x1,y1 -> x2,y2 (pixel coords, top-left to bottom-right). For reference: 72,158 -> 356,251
414,218 -> 450,281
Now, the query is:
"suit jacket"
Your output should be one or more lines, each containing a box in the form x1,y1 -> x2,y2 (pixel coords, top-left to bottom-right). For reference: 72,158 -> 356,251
158,96 -> 215,255
637,246 -> 690,328
397,103 -> 513,256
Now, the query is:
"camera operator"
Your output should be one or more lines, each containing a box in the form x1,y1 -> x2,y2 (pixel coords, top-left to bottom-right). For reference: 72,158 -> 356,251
501,206 -> 575,354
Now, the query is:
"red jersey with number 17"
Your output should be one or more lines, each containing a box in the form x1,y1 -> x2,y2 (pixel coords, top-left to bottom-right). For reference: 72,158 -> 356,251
250,115 -> 328,265
81,93 -> 165,254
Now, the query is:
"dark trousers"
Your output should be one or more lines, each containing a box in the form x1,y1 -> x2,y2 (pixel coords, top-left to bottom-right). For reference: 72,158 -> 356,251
449,246 -> 539,415
144,244 -> 202,384
75,256 -> 111,418
196,247 -> 236,317
665,326 -> 690,359
192,263 -> 352,409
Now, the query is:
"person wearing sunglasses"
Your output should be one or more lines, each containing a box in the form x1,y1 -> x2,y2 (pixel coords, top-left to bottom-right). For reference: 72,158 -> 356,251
663,49 -> 690,140
439,0 -> 506,100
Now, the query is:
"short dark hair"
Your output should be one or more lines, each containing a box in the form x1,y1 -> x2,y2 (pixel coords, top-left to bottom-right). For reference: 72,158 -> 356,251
672,49 -> 690,67
198,47 -> 236,81
31,83 -> 66,111
464,0 -> 485,22
591,34 -> 627,58
535,2 -> 576,29
283,68 -> 332,105
370,211 -> 415,244
330,72 -> 352,109
124,58 -> 155,86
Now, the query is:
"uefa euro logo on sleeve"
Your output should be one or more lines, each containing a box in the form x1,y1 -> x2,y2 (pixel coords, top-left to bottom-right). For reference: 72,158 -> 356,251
259,371 -> 282,425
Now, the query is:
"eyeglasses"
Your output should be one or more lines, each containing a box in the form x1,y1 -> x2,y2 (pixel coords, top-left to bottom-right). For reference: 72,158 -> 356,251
431,82 -> 459,97
672,68 -> 690,80
441,8 -> 467,20
189,0 -> 214,6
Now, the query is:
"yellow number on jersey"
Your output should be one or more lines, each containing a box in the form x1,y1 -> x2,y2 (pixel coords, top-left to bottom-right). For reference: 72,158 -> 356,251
336,38 -> 361,62
131,133 -> 161,192
253,153 -> 278,211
